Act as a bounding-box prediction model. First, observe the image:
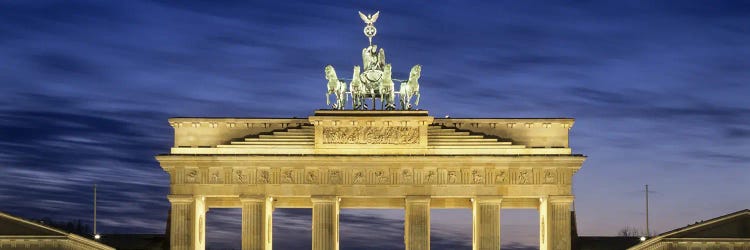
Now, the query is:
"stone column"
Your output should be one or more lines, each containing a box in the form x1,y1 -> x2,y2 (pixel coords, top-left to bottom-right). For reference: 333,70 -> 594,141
472,196 -> 502,250
241,195 -> 273,250
405,196 -> 431,250
168,195 -> 206,250
539,196 -> 573,250
311,196 -> 340,250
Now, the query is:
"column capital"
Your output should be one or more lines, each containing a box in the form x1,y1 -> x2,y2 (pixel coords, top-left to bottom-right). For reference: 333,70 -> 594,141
311,195 -> 339,203
548,195 -> 574,203
167,194 -> 194,203
405,196 -> 431,203
473,196 -> 502,204
240,195 -> 268,203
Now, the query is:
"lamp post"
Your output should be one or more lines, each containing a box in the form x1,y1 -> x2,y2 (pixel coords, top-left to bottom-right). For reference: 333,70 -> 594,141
94,184 -> 100,240
645,184 -> 650,237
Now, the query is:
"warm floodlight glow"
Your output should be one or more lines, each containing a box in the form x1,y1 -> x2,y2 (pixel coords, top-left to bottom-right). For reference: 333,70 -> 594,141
94,234 -> 101,240
640,236 -> 646,241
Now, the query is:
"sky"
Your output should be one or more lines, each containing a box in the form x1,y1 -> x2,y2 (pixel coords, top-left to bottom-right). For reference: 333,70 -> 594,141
0,0 -> 749,249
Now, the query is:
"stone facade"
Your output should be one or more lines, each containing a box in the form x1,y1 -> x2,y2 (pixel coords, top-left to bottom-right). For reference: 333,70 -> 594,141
156,110 -> 586,250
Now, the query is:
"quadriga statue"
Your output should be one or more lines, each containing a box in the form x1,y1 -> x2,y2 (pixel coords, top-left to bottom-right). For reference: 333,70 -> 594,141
350,65 -> 367,110
356,45 -> 397,110
379,64 -> 396,110
324,65 -> 347,110
399,64 -> 422,110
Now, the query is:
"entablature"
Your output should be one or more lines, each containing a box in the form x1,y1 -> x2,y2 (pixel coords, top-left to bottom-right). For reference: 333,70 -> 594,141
156,154 -> 585,197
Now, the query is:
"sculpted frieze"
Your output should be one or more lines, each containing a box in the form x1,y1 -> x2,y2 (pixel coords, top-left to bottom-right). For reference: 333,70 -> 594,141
424,170 -> 436,184
282,169 -> 295,184
321,126 -> 419,144
306,169 -> 319,184
209,169 -> 222,184
472,169 -> 484,184
495,170 -> 507,184
329,170 -> 342,184
186,169 -> 198,183
234,169 -> 247,184
257,170 -> 269,184
374,170 -> 390,184
544,169 -> 556,184
447,171 -> 458,184
401,169 -> 413,184
353,170 -> 365,184
518,169 -> 530,184
173,167 -> 567,185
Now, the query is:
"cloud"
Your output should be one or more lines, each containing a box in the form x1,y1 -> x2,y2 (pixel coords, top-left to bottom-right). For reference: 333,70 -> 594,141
30,52 -> 100,76
0,1 -> 748,249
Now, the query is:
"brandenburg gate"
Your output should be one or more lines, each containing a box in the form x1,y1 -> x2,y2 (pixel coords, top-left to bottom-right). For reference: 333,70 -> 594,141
156,11 -> 585,250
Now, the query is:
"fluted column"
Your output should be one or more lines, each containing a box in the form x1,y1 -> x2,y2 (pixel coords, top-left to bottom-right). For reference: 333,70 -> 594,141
405,196 -> 431,250
311,196 -> 340,250
241,195 -> 273,250
539,196 -> 573,250
472,196 -> 502,250
168,195 -> 206,250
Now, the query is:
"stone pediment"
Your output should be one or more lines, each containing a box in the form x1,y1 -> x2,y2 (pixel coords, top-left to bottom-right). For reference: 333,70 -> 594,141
168,110 -> 574,155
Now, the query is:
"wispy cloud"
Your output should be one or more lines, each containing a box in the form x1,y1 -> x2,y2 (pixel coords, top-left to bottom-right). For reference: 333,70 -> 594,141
0,0 -> 748,249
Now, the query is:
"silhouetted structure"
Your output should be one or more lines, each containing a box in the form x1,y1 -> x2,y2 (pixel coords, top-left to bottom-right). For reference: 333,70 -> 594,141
572,211 -> 641,250
0,211 -> 113,249
628,209 -> 750,249
99,234 -> 167,250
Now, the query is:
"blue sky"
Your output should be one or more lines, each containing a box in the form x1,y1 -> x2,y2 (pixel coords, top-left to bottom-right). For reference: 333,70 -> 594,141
0,1 -> 749,249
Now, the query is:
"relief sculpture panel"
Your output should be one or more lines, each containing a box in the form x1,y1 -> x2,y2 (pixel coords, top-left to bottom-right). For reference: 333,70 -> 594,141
424,170 -> 436,184
234,169 -> 247,184
257,169 -> 269,184
185,169 -> 198,183
329,169 -> 342,184
544,169 -> 556,184
353,170 -> 365,184
175,167 -> 564,186
495,169 -> 507,184
321,126 -> 419,144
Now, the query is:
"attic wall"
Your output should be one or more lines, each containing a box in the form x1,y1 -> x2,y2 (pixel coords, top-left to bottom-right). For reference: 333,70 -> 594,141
170,118 -> 309,147
169,117 -> 575,149
432,118 -> 573,148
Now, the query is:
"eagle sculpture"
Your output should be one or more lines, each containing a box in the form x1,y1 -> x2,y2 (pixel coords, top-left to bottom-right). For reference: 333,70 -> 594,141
358,11 -> 380,25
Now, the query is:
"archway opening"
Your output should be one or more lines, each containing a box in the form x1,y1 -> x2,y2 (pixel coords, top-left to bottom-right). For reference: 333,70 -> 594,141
501,209 -> 540,249
205,208 -> 241,250
431,208 -> 472,249
339,209 -> 404,249
272,208 -> 312,249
